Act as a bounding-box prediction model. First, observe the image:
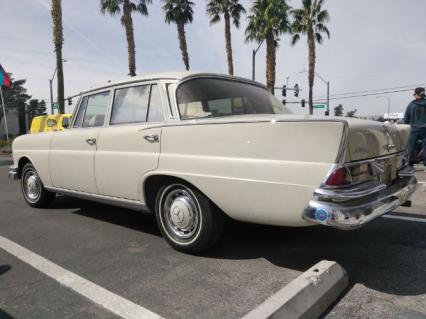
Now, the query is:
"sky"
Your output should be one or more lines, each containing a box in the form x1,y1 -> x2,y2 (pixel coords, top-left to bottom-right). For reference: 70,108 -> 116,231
1,0 -> 425,116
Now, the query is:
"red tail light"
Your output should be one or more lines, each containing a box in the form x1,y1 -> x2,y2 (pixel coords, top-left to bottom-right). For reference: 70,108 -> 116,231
325,167 -> 352,187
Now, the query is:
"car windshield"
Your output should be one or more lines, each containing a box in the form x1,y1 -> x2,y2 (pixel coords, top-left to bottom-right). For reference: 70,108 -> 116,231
176,78 -> 291,120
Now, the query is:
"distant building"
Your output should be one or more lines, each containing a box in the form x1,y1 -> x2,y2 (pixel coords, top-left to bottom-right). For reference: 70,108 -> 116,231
384,112 -> 404,120
0,109 -> 28,139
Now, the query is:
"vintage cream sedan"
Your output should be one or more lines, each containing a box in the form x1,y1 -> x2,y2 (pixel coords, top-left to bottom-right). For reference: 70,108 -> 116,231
9,72 -> 417,253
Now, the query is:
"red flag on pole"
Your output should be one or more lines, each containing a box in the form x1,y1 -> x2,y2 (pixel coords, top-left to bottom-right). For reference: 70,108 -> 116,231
0,64 -> 11,87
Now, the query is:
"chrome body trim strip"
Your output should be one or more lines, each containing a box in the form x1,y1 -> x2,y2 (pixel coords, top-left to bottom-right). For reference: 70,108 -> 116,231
303,175 -> 418,230
45,187 -> 150,212
8,166 -> 18,180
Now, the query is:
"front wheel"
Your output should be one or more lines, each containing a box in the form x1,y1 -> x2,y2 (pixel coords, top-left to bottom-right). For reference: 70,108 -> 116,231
21,163 -> 56,208
155,183 -> 224,254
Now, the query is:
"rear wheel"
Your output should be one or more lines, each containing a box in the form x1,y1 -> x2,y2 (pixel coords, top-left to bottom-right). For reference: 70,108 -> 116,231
155,183 -> 224,254
21,163 -> 55,208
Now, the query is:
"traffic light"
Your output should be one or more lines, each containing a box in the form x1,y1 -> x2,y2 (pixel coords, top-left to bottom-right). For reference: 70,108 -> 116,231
282,99 -> 286,106
68,98 -> 72,106
325,110 -> 330,116
294,83 -> 299,97
301,99 -> 306,107
281,85 -> 287,97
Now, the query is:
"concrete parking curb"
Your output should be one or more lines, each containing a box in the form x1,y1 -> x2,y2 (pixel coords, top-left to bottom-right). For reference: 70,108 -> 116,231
242,260 -> 348,319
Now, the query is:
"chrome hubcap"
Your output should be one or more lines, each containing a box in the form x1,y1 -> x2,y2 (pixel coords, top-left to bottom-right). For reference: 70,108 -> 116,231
162,187 -> 199,240
24,171 -> 41,201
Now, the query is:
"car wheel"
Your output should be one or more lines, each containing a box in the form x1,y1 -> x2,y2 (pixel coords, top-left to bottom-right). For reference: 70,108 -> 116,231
21,163 -> 55,208
155,183 -> 224,254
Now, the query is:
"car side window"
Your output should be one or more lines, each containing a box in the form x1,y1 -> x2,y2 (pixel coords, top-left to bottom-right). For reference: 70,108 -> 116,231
147,84 -> 164,122
73,96 -> 88,128
83,91 -> 110,128
111,85 -> 150,125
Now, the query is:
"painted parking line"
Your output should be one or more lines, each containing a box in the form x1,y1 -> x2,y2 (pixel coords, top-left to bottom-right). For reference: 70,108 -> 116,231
383,214 -> 426,223
0,236 -> 164,319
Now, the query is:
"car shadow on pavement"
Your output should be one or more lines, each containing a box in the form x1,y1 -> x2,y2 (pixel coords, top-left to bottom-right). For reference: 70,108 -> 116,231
55,196 -> 426,298
54,196 -> 162,237
0,265 -> 11,277
0,310 -> 14,319
208,217 -> 426,298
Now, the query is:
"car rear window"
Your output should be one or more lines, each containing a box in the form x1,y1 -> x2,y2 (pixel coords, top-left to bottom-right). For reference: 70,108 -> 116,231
176,78 -> 291,120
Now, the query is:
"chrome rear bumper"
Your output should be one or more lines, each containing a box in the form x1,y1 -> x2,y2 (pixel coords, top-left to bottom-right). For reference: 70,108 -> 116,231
8,166 -> 18,180
303,174 -> 418,230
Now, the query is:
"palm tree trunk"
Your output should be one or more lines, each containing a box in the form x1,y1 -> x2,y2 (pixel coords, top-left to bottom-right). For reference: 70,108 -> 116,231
224,12 -> 233,76
122,0 -> 136,77
265,31 -> 276,93
51,0 -> 65,114
177,22 -> 190,71
308,29 -> 316,115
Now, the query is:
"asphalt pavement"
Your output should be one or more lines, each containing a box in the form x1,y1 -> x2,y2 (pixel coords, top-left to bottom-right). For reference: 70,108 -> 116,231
0,165 -> 425,319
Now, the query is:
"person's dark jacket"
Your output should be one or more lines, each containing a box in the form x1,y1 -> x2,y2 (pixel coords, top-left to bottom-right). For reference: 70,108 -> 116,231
404,98 -> 426,128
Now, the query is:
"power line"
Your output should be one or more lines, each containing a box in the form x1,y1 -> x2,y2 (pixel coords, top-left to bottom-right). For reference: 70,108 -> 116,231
315,83 -> 426,99
313,87 -> 417,103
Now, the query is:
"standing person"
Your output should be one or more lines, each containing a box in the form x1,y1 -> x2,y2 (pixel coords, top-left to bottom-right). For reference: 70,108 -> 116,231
404,87 -> 426,170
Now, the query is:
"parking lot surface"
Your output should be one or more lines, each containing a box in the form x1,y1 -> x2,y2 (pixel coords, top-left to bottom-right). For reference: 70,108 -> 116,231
0,165 -> 425,319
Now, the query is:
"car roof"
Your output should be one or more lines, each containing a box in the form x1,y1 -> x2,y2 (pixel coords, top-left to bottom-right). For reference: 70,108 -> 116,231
76,71 -> 266,96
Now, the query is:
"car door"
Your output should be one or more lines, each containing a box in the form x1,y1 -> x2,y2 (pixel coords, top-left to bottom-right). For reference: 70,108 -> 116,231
50,90 -> 111,193
95,82 -> 165,200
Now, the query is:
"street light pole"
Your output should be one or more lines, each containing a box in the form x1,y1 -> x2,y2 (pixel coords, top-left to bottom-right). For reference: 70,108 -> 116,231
252,40 -> 264,81
326,81 -> 330,116
376,96 -> 391,119
299,69 -> 330,116
49,59 -> 67,115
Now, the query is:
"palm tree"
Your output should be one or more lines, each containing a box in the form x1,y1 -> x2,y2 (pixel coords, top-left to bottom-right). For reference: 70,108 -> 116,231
51,0 -> 65,114
291,0 -> 330,115
100,0 -> 152,77
162,0 -> 194,71
206,0 -> 246,76
245,0 -> 291,93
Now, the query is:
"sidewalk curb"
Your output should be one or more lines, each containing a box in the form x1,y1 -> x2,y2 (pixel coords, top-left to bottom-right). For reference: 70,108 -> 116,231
242,260 -> 348,319
0,158 -> 12,166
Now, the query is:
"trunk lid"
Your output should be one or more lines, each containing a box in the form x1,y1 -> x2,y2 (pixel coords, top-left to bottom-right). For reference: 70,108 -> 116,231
344,118 -> 410,162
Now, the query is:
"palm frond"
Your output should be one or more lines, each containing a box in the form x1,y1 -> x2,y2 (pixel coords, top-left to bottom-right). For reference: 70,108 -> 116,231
162,0 -> 194,25
315,32 -> 323,44
291,33 -> 300,46
100,0 -> 122,15
315,23 -> 330,38
133,0 -> 151,15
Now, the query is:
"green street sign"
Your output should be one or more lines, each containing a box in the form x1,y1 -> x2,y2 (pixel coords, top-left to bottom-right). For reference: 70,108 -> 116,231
313,104 -> 326,109
52,103 -> 59,110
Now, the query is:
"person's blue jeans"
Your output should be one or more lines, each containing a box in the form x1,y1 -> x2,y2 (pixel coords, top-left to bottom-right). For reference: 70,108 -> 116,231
408,126 -> 426,166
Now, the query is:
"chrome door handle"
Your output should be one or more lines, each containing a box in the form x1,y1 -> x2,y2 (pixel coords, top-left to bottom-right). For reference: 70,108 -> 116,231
86,138 -> 96,146
143,134 -> 159,143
